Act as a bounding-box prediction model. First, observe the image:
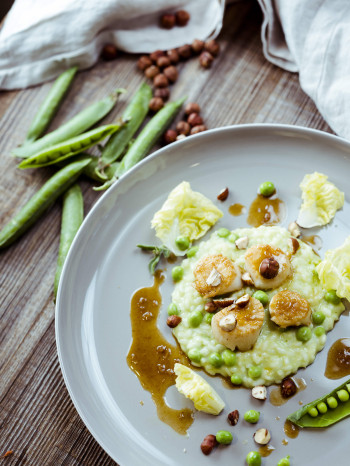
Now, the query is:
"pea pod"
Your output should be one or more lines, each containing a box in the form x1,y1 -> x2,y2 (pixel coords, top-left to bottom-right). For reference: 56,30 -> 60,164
287,377 -> 350,427
25,67 -> 78,143
13,89 -> 125,158
18,124 -> 123,169
96,82 -> 152,178
54,183 -> 83,297
0,157 -> 91,249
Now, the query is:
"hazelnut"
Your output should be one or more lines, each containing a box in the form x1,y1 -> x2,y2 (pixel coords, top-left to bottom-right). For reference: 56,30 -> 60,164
144,65 -> 160,79
204,39 -> 220,57
281,377 -> 297,398
251,385 -> 267,400
217,187 -> 229,201
163,129 -> 177,144
242,272 -> 254,286
212,298 -> 235,308
185,102 -> 201,115
187,112 -> 203,127
163,65 -> 178,83
150,50 -> 165,63
288,221 -> 301,238
175,9 -> 190,26
235,236 -> 249,250
259,257 -> 279,279
167,315 -> 182,328
191,39 -> 205,54
253,428 -> 271,445
206,268 -> 221,286
178,44 -> 192,59
160,13 -> 176,29
166,49 -> 180,64
200,434 -> 218,456
219,314 -> 237,332
227,410 -> 239,426
137,55 -> 152,71
176,134 -> 186,141
153,73 -> 169,88
236,294 -> 250,308
157,56 -> 171,69
199,51 -> 214,68
290,237 -> 300,254
100,44 -> 118,61
154,87 -> 170,101
190,125 -> 207,135
176,120 -> 191,135
149,97 -> 164,112
205,301 -> 217,313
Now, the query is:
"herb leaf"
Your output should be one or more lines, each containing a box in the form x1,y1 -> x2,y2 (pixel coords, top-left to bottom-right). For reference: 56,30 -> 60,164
137,244 -> 172,274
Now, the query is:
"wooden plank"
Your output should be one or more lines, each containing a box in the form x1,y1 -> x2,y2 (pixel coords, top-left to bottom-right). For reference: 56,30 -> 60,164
0,1 -> 331,465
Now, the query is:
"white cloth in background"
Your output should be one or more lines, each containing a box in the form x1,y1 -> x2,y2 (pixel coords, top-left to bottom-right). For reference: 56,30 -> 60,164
1,0 -> 350,139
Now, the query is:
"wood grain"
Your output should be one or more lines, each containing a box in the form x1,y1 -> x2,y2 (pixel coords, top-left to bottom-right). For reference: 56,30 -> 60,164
0,2 -> 331,465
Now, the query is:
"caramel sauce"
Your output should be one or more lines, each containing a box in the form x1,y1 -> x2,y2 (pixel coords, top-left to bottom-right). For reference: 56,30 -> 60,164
269,378 -> 307,406
126,271 -> 194,435
229,203 -> 246,216
283,419 -> 300,439
247,194 -> 286,227
282,439 -> 289,446
325,338 -> 350,379
259,445 -> 275,457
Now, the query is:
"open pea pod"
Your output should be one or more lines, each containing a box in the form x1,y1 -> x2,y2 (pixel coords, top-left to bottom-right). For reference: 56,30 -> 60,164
18,123 -> 125,169
287,378 -> 350,427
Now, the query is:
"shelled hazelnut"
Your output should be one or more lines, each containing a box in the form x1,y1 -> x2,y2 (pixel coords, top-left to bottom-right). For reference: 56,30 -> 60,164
204,39 -> 220,57
157,56 -> 171,69
101,44 -> 118,61
163,66 -> 178,83
166,49 -> 180,64
164,129 -> 178,144
144,65 -> 160,79
187,112 -> 203,127
150,50 -> 165,62
160,13 -> 176,29
149,97 -> 164,112
178,44 -> 192,59
153,73 -> 169,88
191,39 -> 205,54
190,125 -> 207,135
176,121 -> 191,135
199,51 -> 214,68
137,55 -> 152,71
175,10 -> 190,26
154,87 -> 170,101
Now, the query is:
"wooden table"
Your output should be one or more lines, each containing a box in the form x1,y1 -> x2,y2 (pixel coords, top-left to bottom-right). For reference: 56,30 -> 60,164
0,2 -> 332,464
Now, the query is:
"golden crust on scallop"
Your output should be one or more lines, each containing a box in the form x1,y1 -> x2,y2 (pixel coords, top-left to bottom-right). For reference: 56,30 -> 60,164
269,289 -> 311,328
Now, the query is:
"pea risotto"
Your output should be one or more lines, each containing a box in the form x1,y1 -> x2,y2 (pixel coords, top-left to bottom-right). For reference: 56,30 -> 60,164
171,226 -> 344,387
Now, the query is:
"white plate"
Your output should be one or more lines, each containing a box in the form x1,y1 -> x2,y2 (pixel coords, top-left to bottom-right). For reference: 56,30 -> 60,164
56,124 -> 350,466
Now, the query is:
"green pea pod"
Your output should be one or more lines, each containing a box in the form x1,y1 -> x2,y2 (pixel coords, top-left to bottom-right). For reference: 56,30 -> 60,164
54,183 -> 83,297
0,157 -> 91,249
287,378 -> 350,427
116,96 -> 186,177
18,124 -> 123,169
96,82 -> 152,178
13,88 -> 125,158
25,67 -> 78,143
84,158 -> 120,182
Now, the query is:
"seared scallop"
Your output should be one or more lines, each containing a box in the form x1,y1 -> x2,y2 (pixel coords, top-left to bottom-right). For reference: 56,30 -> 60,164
244,244 -> 292,290
211,296 -> 265,351
193,254 -> 242,298
269,290 -> 311,328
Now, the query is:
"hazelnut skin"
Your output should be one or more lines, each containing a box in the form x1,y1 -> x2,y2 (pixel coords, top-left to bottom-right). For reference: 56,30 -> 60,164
160,13 -> 176,29
154,87 -> 170,101
191,39 -> 205,54
176,9 -> 190,26
150,50 -> 165,62
100,44 -> 118,61
163,65 -> 178,83
185,102 -> 201,115
281,377 -> 297,398
204,39 -> 220,57
178,44 -> 192,59
149,97 -> 164,112
259,257 -> 279,279
227,410 -> 239,426
187,112 -> 203,127
166,49 -> 180,64
137,55 -> 153,71
200,435 -> 218,456
164,129 -> 178,144
144,65 -> 160,79
157,56 -> 171,68
199,51 -> 214,68
176,120 -> 191,135
153,73 -> 169,88
166,315 -> 182,328
190,125 -> 207,135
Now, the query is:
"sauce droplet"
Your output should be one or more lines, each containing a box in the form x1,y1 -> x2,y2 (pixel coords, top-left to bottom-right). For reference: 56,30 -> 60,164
269,378 -> 306,406
126,270 -> 194,435
229,203 -> 246,216
284,419 -> 300,439
259,445 -> 275,457
247,194 -> 285,227
325,338 -> 350,379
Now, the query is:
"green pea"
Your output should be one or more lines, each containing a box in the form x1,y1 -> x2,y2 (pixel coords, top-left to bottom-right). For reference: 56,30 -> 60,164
296,326 -> 312,342
316,402 -> 328,414
337,389 -> 350,402
222,349 -> 237,366
188,348 -> 201,363
186,246 -> 198,258
346,383 -> 350,393
308,407 -> 318,417
253,290 -> 269,306
244,410 -> 260,424
204,313 -> 213,324
248,365 -> 262,379
216,430 -> 233,445
175,235 -> 190,251
312,311 -> 325,325
258,181 -> 275,197
327,396 -> 338,409
208,352 -> 223,368
314,326 -> 325,337
246,451 -> 261,466
172,266 -> 184,282
167,303 -> 179,316
188,310 -> 203,327
277,455 -> 290,466
230,374 -> 243,385
324,290 -> 341,304
217,227 -> 231,238
228,232 -> 239,243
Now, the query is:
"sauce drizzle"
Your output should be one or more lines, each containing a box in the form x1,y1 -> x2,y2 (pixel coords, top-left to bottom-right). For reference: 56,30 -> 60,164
126,271 -> 194,435
247,194 -> 285,227
325,338 -> 350,379
229,203 -> 246,216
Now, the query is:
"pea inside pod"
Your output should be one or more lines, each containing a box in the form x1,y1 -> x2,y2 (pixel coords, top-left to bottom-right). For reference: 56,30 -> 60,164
18,123 -> 124,169
287,377 -> 350,427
